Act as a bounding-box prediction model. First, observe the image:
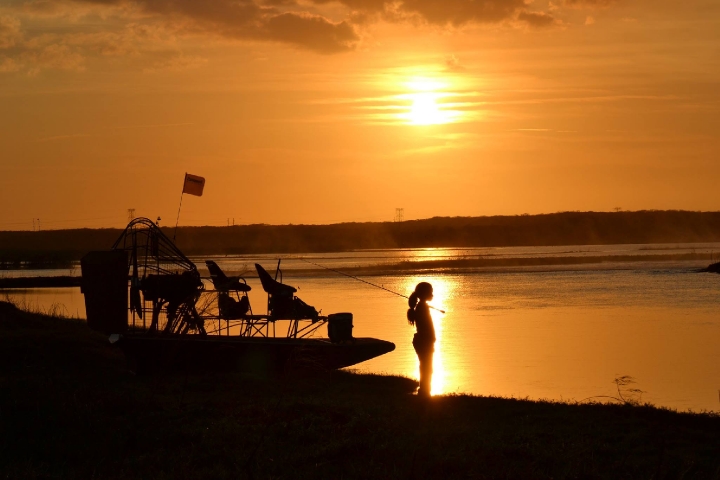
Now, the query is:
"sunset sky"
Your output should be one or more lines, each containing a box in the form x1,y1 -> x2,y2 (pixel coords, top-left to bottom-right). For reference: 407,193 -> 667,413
1,0 -> 719,229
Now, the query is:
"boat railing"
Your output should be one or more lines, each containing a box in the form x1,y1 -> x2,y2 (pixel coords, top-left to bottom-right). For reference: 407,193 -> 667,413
127,287 -> 328,339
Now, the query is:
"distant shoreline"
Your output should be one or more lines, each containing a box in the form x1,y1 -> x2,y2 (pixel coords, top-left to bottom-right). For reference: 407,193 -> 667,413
2,210 -> 720,264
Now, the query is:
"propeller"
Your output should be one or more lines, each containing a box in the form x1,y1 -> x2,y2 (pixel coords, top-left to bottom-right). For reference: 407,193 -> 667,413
130,239 -> 143,319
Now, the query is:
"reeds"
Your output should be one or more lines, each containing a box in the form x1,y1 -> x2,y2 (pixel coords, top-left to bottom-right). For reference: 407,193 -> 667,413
1,292 -> 77,319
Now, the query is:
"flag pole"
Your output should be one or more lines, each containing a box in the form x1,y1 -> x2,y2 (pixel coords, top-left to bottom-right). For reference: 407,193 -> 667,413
173,173 -> 186,242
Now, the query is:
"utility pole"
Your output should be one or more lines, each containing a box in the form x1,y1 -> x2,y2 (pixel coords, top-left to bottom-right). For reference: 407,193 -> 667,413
394,208 -> 404,222
36,219 -> 40,231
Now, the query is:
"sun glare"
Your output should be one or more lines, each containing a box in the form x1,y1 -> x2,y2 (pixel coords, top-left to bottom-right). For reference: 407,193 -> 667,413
398,77 -> 462,126
408,93 -> 444,125
358,73 -> 478,126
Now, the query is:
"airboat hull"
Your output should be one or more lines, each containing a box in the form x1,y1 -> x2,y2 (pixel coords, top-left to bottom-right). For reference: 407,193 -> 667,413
84,219 -> 398,375
116,335 -> 395,374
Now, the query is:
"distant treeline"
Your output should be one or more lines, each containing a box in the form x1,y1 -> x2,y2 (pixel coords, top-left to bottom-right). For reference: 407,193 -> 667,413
2,210 -> 720,262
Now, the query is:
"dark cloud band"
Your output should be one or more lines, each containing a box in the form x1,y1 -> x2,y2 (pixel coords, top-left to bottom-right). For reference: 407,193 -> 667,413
0,0 -> 604,73
81,0 -> 358,52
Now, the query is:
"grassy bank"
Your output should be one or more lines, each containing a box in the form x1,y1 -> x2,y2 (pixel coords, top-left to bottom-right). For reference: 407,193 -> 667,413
1,302 -> 719,479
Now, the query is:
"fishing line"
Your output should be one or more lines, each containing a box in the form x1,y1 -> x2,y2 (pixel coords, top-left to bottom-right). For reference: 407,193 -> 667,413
298,258 -> 445,314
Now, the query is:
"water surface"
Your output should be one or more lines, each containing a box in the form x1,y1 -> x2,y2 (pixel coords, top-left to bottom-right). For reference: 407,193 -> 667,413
4,244 -> 720,412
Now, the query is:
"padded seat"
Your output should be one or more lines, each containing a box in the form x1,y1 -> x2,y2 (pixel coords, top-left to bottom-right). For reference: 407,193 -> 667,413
255,263 -> 318,321
255,263 -> 296,296
205,260 -> 251,292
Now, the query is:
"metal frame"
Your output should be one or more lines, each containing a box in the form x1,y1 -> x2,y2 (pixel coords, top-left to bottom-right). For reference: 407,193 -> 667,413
112,217 -> 327,338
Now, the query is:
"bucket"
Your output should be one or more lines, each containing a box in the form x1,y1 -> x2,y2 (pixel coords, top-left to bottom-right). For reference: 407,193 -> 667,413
327,312 -> 353,343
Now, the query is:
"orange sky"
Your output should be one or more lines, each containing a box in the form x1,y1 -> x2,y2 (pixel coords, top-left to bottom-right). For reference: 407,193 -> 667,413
1,0 -> 719,229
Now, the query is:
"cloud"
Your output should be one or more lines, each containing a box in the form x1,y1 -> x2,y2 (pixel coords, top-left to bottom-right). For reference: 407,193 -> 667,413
0,15 -> 21,48
563,0 -> 618,7
0,17 -> 178,74
263,13 -> 358,54
71,0 -> 359,52
0,56 -> 20,72
20,1 -> 72,16
0,0 -> 360,73
3,0 -> 359,58
393,0 -> 527,26
26,43 -> 85,72
517,10 -> 557,27
0,30 -> 87,74
0,0 -> 624,73
445,54 -> 466,72
317,0 -> 529,26
142,53 -> 207,72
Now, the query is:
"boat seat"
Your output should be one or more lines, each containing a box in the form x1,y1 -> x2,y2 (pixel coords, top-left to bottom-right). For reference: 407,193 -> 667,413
218,293 -> 250,320
205,260 -> 251,292
255,263 -> 318,321
255,263 -> 296,296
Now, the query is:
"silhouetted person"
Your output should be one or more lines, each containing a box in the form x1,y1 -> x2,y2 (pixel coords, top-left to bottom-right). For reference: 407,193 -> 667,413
407,282 -> 435,397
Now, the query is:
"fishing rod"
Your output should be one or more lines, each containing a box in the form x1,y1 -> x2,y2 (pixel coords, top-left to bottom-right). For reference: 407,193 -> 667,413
299,258 -> 446,314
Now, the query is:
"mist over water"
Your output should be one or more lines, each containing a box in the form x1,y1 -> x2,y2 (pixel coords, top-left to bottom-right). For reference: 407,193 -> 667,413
6,244 -> 720,412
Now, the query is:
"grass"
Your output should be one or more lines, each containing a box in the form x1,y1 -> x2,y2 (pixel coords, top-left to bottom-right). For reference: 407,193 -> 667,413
1,300 -> 720,479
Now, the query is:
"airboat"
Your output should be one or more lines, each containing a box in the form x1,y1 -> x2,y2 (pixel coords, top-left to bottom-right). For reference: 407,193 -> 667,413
80,217 -> 395,374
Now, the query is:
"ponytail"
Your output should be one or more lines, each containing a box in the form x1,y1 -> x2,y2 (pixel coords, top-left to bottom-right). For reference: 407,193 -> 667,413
406,282 -> 432,326
407,291 -> 419,325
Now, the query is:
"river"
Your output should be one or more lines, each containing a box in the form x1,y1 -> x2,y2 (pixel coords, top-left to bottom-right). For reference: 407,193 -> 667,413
3,243 -> 720,412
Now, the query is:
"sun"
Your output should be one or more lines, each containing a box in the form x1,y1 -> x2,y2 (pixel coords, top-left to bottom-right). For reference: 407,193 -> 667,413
408,92 -> 444,125
399,77 -> 459,126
